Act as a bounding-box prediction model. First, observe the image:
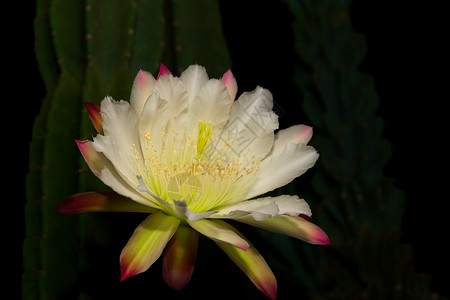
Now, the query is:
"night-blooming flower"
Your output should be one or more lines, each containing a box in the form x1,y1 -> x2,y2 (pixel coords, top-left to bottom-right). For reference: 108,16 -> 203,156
58,64 -> 329,299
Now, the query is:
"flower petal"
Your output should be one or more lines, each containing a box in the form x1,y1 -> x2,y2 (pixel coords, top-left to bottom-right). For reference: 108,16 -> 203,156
84,102 -> 103,134
157,63 -> 172,79
77,139 -> 158,208
188,219 -> 249,250
245,142 -> 319,200
218,87 -> 278,160
138,93 -> 169,155
240,215 -> 330,245
273,124 -> 313,146
220,69 -> 238,101
163,226 -> 199,290
76,139 -> 104,177
180,64 -> 209,103
120,212 -> 180,281
93,97 -> 143,186
274,195 -> 312,216
130,70 -> 156,117
189,79 -> 233,128
57,191 -> 156,214
152,73 -> 190,133
211,195 -> 311,221
211,198 -> 278,221
215,222 -> 277,300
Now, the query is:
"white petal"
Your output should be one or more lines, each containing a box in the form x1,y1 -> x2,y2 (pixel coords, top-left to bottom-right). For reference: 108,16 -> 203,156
100,167 -> 159,208
153,74 -> 190,132
77,140 -> 157,208
245,143 -> 319,200
130,70 -> 156,117
229,87 -> 277,129
93,97 -> 143,186
154,74 -> 188,114
212,198 -> 278,221
274,195 -> 311,216
138,93 -> 169,155
189,79 -> 233,128
274,125 -> 313,147
180,64 -> 209,103
218,87 -> 278,160
211,195 -> 310,221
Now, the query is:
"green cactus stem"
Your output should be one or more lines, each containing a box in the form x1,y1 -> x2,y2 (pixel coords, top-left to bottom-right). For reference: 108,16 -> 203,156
23,0 -> 231,298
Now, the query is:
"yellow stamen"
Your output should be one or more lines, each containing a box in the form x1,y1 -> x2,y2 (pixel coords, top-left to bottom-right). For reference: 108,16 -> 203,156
136,121 -> 261,214
196,119 -> 213,160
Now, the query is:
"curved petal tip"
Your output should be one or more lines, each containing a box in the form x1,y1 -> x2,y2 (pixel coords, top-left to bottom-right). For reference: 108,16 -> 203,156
311,227 -> 330,245
221,69 -> 238,100
157,63 -> 172,79
295,125 -> 313,145
84,102 -> 103,134
120,264 -> 136,282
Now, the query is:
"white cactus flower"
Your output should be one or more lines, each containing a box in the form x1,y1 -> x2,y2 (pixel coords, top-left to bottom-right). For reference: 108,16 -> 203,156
58,64 -> 329,300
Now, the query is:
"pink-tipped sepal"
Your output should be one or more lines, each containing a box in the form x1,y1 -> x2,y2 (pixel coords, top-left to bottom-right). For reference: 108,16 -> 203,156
188,219 -> 250,251
76,140 -> 103,176
57,191 -> 155,215
216,235 -> 278,300
119,213 -> 180,282
162,226 -> 199,290
157,63 -> 172,79
84,102 -> 103,134
240,215 -> 330,245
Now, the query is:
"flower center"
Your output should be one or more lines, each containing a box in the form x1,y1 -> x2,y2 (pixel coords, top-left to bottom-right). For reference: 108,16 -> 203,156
136,120 -> 260,213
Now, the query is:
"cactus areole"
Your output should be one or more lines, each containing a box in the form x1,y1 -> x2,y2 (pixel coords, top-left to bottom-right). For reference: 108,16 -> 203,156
57,64 -> 330,300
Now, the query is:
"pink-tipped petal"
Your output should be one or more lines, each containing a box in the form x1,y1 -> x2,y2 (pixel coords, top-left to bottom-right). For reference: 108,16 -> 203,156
76,140 -> 158,209
84,102 -> 103,134
57,191 -> 156,214
76,140 -> 104,177
294,125 -> 313,145
163,226 -> 199,290
157,63 -> 172,79
215,222 -> 277,300
221,69 -> 238,100
188,219 -> 250,250
120,213 -> 180,281
130,70 -> 156,116
274,125 -> 313,148
240,215 -> 330,245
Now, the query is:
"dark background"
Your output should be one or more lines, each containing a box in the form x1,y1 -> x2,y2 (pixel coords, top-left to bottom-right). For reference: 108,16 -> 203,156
9,0 -> 447,298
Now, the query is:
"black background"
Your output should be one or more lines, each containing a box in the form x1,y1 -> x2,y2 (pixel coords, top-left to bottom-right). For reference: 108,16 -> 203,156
8,0 -> 448,298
